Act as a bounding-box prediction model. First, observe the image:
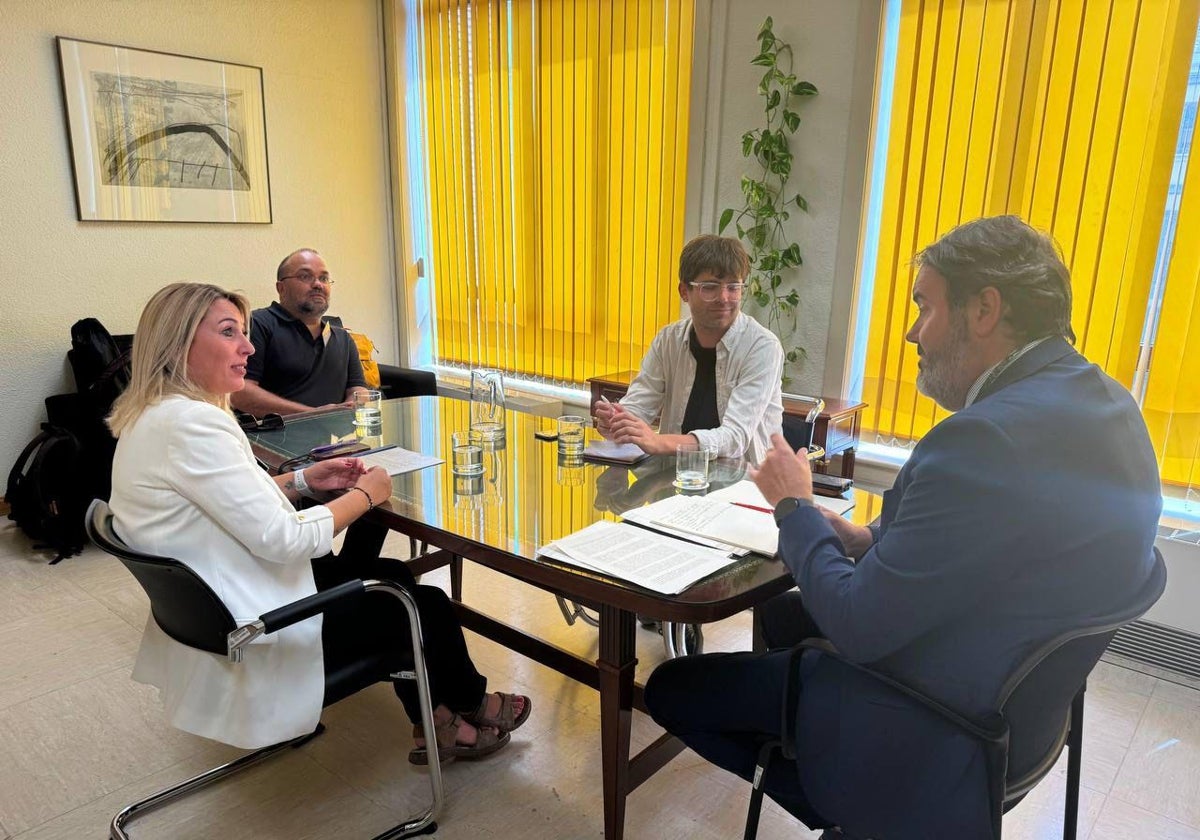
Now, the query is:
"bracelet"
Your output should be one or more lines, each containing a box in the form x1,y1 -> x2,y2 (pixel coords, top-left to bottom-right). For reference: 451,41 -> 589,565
292,468 -> 310,496
347,486 -> 374,511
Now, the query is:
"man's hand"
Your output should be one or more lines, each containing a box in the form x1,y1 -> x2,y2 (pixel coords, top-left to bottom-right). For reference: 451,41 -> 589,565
305,457 -> 368,491
816,507 -> 874,560
593,400 -> 621,438
748,433 -> 813,507
607,410 -> 668,454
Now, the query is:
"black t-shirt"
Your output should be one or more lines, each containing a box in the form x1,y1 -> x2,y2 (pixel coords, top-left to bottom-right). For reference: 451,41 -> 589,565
245,302 -> 366,407
681,327 -> 720,434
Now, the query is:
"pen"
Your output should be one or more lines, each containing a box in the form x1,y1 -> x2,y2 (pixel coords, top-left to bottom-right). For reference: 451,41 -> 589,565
732,501 -> 773,515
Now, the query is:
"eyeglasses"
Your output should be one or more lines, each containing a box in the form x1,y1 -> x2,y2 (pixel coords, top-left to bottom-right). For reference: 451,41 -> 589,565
687,281 -> 746,301
238,413 -> 284,432
280,272 -> 334,287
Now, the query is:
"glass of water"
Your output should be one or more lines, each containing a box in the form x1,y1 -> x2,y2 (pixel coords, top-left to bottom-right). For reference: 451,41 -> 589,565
674,443 -> 710,491
353,389 -> 382,426
451,431 -> 484,475
556,415 -> 586,456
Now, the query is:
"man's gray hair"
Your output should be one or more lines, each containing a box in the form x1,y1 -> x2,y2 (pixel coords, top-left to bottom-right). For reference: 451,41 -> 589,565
917,215 -> 1075,343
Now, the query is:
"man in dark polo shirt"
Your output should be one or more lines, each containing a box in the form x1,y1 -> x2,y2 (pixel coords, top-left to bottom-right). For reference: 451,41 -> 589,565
231,248 -> 368,416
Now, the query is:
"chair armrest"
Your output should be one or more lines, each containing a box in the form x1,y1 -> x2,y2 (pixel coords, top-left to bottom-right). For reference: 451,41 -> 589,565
226,580 -> 365,662
378,364 -> 437,399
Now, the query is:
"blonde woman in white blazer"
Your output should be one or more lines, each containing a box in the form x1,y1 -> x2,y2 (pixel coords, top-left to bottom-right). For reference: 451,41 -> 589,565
108,283 -> 530,763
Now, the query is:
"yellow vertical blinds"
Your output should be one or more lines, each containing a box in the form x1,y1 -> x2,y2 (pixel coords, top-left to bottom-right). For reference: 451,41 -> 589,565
1144,116 -> 1200,489
415,0 -> 694,385
863,0 -> 1199,448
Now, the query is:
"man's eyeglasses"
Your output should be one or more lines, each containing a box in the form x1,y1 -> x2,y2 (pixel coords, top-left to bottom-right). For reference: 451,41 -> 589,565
280,272 -> 335,287
238,413 -> 285,432
687,281 -> 746,302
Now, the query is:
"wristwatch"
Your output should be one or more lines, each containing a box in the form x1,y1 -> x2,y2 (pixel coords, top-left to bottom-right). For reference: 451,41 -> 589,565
773,496 -> 811,526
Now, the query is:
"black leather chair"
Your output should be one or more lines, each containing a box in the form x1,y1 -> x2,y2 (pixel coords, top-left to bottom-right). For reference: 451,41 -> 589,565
85,500 -> 444,840
743,547 -> 1167,840
378,362 -> 437,560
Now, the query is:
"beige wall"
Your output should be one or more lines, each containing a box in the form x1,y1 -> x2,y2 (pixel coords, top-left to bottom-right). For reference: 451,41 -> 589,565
0,0 -> 396,473
688,0 -> 880,398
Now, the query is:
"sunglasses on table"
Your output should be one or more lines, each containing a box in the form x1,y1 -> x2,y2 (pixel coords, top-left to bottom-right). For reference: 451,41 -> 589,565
238,413 -> 285,432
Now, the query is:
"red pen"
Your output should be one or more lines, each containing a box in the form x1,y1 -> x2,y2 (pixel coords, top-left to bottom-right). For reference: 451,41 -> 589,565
732,501 -> 773,515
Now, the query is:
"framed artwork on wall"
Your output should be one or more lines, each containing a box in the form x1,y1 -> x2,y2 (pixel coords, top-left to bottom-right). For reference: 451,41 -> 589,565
56,37 -> 272,223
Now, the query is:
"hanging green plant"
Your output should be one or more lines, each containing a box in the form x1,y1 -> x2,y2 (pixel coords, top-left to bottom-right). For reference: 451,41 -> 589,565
718,16 -> 817,381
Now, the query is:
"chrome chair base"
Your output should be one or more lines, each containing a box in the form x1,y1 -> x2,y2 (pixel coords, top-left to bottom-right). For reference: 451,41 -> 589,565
110,724 -> 439,839
555,595 -> 704,657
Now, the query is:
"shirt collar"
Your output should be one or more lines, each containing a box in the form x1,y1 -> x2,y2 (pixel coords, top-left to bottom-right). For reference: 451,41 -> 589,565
962,336 -> 1051,408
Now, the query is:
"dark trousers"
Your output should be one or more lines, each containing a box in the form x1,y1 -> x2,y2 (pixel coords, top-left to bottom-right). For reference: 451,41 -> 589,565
643,590 -> 832,829
312,542 -> 486,723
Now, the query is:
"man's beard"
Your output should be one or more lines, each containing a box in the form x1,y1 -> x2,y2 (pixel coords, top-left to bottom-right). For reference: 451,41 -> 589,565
916,315 -> 971,410
298,296 -> 329,317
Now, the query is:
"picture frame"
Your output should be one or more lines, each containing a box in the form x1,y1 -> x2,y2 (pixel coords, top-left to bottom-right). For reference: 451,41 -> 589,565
56,37 -> 272,223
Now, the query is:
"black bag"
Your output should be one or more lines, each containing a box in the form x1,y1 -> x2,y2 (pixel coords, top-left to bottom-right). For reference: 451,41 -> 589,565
68,318 -> 132,420
5,425 -> 87,563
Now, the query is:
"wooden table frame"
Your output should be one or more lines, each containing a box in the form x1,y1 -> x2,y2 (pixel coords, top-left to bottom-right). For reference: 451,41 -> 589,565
355,521 -> 796,840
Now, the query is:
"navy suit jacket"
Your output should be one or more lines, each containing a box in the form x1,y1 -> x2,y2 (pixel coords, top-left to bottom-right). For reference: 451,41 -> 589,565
777,337 -> 1162,838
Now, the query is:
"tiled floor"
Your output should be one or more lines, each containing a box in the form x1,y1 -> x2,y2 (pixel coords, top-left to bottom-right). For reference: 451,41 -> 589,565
1,520 -> 1197,839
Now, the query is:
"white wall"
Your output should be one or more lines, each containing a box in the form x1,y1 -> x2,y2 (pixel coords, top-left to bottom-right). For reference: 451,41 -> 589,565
0,0 -> 396,474
688,0 -> 881,398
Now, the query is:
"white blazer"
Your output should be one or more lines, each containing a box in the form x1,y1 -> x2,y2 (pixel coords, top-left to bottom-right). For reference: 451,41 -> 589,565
110,396 -> 335,748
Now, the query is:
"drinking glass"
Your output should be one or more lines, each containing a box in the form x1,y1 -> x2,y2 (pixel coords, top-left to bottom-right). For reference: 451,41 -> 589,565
352,389 -> 382,426
451,431 -> 483,476
556,415 -> 586,456
674,444 -> 710,491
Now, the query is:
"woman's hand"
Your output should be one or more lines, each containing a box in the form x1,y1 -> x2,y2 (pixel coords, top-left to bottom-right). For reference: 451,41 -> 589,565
355,466 -> 393,507
304,457 -> 368,491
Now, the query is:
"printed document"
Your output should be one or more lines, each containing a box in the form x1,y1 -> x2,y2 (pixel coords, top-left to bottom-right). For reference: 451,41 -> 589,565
538,520 -> 738,594
648,495 -> 779,557
356,446 -> 443,477
706,479 -> 855,517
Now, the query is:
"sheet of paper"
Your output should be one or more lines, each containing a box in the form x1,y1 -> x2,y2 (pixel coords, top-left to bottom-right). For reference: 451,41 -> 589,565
707,479 -> 855,517
356,446 -> 444,477
621,496 -> 749,555
649,495 -> 778,557
538,520 -> 738,595
582,440 -> 649,464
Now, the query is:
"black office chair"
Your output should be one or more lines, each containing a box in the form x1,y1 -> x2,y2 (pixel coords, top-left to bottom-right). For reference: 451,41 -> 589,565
85,500 -> 444,840
780,397 -> 825,462
377,362 -> 439,560
744,547 -> 1167,840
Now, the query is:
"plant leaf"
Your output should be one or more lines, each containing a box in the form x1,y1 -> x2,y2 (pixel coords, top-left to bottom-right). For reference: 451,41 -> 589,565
783,110 -> 800,132
792,80 -> 818,96
718,208 -> 734,234
768,89 -> 781,110
751,53 -> 773,67
795,194 -> 808,212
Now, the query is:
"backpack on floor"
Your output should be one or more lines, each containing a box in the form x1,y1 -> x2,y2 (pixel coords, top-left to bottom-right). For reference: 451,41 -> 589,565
5,425 -> 87,563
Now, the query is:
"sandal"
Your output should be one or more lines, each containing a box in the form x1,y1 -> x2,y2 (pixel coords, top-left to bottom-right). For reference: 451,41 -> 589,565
407,713 -> 510,766
465,691 -> 531,733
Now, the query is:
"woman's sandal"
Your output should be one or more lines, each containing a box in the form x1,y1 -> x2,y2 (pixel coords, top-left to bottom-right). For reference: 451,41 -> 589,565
465,691 -> 531,733
407,713 -> 510,766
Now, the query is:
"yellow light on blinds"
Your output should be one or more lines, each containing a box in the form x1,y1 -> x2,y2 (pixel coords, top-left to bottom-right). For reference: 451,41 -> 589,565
862,0 -> 1198,447
416,0 -> 694,385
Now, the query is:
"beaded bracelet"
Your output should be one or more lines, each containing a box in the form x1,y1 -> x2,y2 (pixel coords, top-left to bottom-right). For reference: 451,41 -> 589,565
347,486 -> 374,511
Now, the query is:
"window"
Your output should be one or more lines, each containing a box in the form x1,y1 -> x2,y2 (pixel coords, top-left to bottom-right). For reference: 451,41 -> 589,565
405,0 -> 695,388
856,0 -> 1200,511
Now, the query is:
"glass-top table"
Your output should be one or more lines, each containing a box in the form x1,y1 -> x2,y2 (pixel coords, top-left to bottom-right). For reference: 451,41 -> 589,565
247,396 -> 872,839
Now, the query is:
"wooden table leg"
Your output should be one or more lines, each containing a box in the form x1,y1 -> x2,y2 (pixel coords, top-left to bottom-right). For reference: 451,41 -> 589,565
450,554 -> 463,601
841,447 -> 856,479
598,604 -> 636,840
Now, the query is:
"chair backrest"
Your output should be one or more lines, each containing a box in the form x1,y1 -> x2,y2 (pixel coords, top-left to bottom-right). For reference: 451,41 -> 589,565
85,499 -> 236,655
781,397 -> 824,451
999,546 -> 1168,793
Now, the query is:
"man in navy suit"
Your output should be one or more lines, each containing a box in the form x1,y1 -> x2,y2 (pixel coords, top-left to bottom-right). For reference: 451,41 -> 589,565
644,215 -> 1164,839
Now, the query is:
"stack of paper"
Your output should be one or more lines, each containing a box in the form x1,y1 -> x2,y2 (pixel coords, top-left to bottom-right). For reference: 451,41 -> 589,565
637,495 -> 779,556
356,446 -> 444,476
582,440 -> 650,465
706,479 -> 855,517
538,520 -> 738,594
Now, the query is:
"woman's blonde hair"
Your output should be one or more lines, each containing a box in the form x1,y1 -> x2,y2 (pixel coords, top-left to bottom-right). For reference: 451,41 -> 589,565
108,283 -> 251,436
